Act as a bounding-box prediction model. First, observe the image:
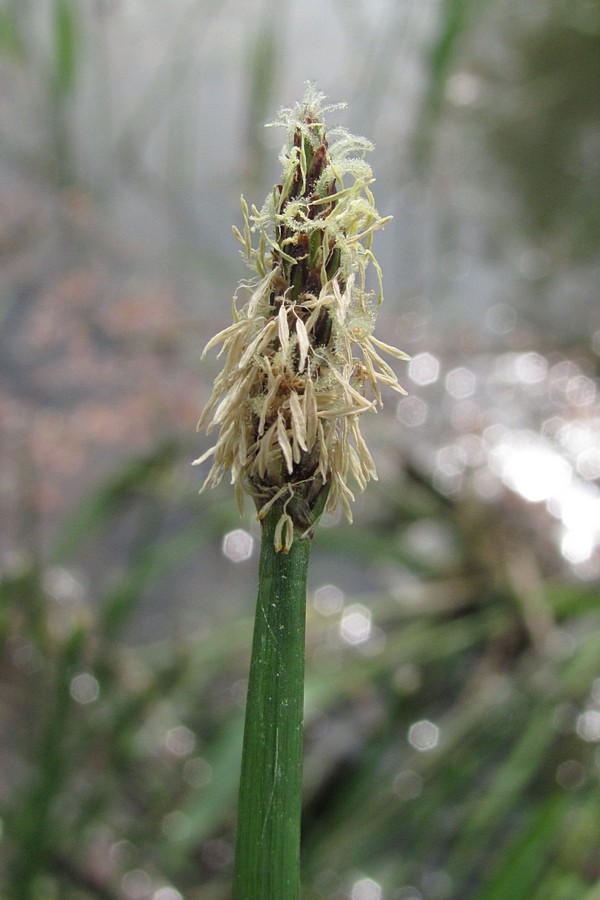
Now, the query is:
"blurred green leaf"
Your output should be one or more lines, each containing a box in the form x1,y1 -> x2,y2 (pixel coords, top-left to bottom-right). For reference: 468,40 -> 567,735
53,0 -> 77,97
477,794 -> 571,900
416,0 -> 490,163
0,4 -> 23,58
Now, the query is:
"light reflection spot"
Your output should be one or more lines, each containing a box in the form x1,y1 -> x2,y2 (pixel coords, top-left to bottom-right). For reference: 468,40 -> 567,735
567,375 -> 596,407
450,400 -> 481,431
456,433 -> 485,465
473,468 -> 502,500
441,251 -> 471,281
352,877 -> 382,900
393,769 -> 423,800
408,719 -> 439,752
561,529 -> 595,565
393,888 -> 423,900
396,396 -> 428,427
222,529 -> 254,562
43,566 -> 86,604
109,839 -> 134,866
556,759 -> 585,791
340,604 -> 371,646
550,359 -> 581,396
518,248 -> 550,280
408,352 -> 440,386
486,303 -> 516,335
201,839 -> 233,870
551,482 -> 600,532
313,584 -> 345,616
576,710 -> 600,742
165,725 -> 196,757
437,444 -> 467,475
558,422 -> 595,455
445,367 -> 476,399
577,447 -> 600,481
515,352 -> 548,384
542,416 -> 566,440
554,483 -> 600,566
490,432 -> 572,503
70,672 -> 100,705
183,756 -> 213,788
432,466 -> 464,498
154,889 -> 184,900
121,869 -> 153,900
403,520 -> 455,567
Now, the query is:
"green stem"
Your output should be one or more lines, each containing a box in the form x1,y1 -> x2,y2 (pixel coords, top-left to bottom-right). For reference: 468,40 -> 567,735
233,504 -> 312,900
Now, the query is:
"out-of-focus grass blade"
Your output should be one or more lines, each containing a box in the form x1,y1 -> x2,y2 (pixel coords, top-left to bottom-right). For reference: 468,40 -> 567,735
0,4 -> 23,57
305,607 -> 496,714
53,440 -> 181,559
243,0 -> 287,186
446,625 -> 600,890
53,0 -> 77,97
548,582 -> 600,619
416,0 -> 490,161
162,716 -> 244,869
529,794 -> 600,900
302,604 -> 503,872
447,704 -> 557,877
301,573 -> 600,894
476,794 -> 571,900
8,623 -> 86,890
96,496 -> 248,639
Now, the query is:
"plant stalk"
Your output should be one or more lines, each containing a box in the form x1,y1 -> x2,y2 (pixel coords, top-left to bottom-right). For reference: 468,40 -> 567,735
233,504 -> 312,900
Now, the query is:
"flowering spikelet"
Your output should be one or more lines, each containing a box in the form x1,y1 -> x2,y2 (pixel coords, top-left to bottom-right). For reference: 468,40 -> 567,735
194,85 -> 409,551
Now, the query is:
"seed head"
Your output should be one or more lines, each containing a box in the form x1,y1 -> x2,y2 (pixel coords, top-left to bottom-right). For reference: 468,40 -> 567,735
194,84 -> 408,551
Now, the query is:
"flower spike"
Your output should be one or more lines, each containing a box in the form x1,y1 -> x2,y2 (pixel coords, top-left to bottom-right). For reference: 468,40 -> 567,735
195,84 -> 408,549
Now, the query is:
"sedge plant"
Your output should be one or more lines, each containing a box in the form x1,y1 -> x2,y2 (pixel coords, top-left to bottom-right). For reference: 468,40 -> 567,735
194,84 -> 408,900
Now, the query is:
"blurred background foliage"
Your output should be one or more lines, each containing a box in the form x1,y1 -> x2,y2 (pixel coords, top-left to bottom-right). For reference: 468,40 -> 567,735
0,0 -> 599,898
